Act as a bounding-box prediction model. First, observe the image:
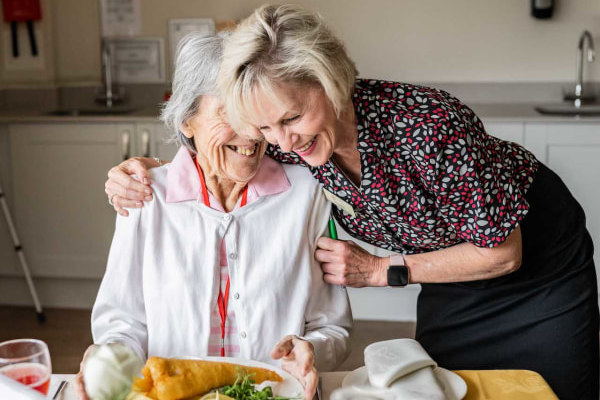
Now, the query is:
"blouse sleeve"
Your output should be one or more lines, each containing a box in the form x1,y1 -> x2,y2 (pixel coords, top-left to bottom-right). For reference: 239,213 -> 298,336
408,92 -> 537,248
300,180 -> 353,371
91,208 -> 148,361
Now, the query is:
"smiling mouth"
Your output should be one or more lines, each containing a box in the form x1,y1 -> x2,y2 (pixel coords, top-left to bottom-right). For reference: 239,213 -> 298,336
227,143 -> 258,156
295,137 -> 316,153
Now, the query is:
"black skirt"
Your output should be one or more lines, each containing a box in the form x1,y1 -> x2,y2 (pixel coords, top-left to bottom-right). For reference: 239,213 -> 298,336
416,163 -> 599,400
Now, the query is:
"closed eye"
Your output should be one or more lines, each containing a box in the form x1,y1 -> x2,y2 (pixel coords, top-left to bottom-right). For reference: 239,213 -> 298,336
282,115 -> 301,124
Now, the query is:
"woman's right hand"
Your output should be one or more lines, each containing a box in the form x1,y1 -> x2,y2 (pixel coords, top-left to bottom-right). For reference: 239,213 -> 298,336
105,157 -> 160,216
74,344 -> 98,400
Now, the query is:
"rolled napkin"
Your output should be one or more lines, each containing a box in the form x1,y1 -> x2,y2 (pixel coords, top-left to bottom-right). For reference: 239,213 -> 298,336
364,338 -> 437,388
83,343 -> 144,400
331,339 -> 448,400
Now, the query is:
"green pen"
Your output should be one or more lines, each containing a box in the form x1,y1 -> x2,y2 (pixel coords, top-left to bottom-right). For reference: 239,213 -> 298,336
328,215 -> 338,240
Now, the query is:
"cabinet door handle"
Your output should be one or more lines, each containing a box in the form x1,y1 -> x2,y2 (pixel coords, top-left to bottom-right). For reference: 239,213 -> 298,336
121,130 -> 131,160
141,130 -> 150,157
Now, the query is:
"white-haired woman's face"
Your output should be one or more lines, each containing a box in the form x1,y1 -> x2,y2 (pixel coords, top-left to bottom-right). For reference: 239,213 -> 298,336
181,96 -> 266,183
246,84 -> 339,167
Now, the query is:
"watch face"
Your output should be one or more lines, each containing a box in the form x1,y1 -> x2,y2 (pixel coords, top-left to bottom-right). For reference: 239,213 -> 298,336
388,266 -> 409,286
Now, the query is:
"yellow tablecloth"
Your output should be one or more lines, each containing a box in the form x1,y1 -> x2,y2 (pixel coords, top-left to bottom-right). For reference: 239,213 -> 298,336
454,370 -> 559,400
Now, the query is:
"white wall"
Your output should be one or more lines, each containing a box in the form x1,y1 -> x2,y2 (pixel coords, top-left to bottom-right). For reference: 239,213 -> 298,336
1,0 -> 600,87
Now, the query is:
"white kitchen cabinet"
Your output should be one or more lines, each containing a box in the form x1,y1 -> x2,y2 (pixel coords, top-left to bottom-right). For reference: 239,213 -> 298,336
483,121 -> 525,146
8,122 -> 175,280
134,123 -> 178,161
525,123 -> 600,298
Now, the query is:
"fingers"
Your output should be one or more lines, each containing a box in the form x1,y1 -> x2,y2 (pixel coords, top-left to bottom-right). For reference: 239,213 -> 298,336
106,169 -> 152,199
322,268 -> 346,286
112,195 -> 129,217
314,248 -> 339,263
74,372 -> 89,400
75,345 -> 97,400
270,335 -> 296,360
276,338 -> 317,400
302,369 -> 318,400
105,158 -> 155,217
106,158 -> 154,196
105,179 -> 150,201
123,158 -> 153,185
316,236 -> 339,250
292,340 -> 316,375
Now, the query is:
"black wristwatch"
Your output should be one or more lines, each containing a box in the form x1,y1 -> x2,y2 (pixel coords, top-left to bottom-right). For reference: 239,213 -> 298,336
387,254 -> 410,287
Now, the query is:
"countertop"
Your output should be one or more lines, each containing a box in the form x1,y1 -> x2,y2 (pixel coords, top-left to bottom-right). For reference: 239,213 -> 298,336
0,106 -> 161,123
1,103 -> 600,123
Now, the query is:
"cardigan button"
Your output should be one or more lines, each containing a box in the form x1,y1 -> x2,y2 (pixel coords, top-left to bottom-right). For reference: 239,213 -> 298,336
223,214 -> 232,221
233,292 -> 240,300
240,331 -> 247,339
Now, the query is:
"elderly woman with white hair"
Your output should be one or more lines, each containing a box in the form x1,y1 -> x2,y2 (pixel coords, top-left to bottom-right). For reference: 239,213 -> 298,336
104,5 -> 599,400
75,31 -> 352,400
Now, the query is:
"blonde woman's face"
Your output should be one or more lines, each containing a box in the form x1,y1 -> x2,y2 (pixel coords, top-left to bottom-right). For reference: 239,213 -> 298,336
181,96 -> 266,183
247,84 -> 339,167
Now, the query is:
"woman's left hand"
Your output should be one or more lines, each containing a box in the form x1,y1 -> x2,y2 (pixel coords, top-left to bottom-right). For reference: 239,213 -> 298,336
316,237 -> 387,287
271,335 -> 318,400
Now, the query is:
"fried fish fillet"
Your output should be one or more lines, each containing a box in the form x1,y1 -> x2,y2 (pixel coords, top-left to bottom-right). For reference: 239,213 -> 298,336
131,357 -> 283,400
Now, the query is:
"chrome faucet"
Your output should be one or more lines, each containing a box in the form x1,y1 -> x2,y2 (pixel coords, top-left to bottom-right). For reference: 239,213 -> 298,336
96,39 -> 123,108
569,30 -> 595,108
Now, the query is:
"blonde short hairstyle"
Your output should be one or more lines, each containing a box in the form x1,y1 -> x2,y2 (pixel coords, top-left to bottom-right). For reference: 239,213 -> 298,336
218,4 -> 358,132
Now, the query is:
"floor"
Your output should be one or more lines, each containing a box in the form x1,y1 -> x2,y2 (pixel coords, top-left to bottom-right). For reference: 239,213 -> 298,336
0,306 -> 415,373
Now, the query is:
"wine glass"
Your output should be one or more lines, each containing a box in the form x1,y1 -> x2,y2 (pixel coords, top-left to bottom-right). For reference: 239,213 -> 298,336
0,339 -> 52,395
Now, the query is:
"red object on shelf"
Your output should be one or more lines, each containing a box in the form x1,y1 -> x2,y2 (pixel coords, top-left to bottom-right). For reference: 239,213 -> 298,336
2,0 -> 41,57
2,0 -> 41,22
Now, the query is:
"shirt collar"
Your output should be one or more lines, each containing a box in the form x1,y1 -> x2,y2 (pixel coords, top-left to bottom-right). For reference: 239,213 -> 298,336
166,147 -> 291,203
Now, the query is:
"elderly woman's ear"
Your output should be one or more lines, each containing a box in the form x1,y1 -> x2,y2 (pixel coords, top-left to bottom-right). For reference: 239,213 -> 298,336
179,121 -> 194,139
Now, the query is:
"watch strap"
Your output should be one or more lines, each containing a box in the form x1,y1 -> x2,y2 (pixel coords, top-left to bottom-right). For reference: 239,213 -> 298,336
390,253 -> 405,266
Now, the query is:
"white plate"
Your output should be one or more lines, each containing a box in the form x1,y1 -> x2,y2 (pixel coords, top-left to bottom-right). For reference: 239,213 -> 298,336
184,356 -> 303,398
342,366 -> 467,400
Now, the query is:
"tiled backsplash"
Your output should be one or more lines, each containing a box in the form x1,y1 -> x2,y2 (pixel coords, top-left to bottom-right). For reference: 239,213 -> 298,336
1,81 -> 599,113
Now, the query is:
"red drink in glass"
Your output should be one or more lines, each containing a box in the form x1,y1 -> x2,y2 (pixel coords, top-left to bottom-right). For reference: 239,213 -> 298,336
0,339 -> 52,395
0,362 -> 50,395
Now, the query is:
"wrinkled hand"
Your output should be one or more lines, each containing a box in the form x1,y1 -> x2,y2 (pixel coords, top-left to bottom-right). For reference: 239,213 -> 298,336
105,157 -> 159,216
315,238 -> 388,287
74,344 -> 98,400
271,335 -> 318,400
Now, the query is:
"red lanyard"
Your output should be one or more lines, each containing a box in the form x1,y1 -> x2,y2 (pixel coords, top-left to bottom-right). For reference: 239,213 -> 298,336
195,157 -> 247,356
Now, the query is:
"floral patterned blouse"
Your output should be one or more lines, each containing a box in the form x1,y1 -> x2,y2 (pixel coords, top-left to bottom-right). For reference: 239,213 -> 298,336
266,79 -> 539,254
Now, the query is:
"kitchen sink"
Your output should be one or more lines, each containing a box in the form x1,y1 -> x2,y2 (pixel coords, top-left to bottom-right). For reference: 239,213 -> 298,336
48,107 -> 138,116
535,104 -> 600,116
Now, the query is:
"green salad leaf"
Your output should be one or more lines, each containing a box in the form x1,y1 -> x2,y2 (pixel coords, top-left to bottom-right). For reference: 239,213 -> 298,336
218,370 -> 300,400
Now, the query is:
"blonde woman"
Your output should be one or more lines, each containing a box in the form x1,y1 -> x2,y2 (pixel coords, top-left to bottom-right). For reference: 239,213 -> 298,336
105,5 -> 598,399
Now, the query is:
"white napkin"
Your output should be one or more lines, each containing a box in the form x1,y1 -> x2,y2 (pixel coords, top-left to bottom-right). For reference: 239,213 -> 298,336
331,339 -> 447,400
364,339 -> 437,388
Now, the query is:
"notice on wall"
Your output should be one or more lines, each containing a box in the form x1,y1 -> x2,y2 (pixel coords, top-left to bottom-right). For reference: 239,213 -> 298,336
168,18 -> 215,68
107,38 -> 165,83
100,0 -> 141,37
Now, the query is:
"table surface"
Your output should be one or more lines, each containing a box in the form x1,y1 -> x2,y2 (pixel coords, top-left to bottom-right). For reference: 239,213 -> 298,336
48,372 -> 348,400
